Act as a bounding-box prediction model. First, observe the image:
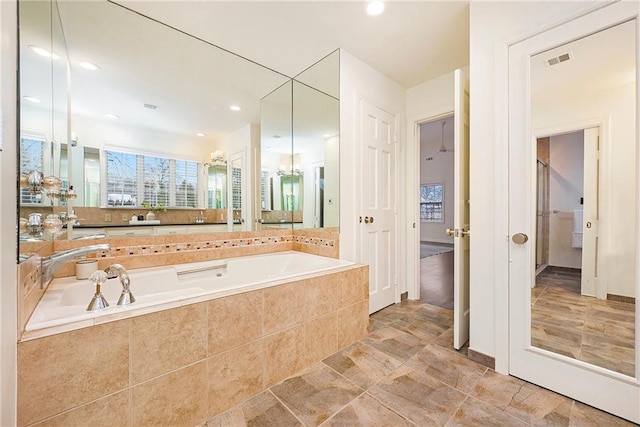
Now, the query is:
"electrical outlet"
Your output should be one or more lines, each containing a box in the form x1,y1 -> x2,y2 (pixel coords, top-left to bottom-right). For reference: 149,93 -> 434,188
122,214 -> 128,222
104,213 -> 111,222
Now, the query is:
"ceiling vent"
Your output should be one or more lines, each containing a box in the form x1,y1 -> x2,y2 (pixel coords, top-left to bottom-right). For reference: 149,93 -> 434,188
546,52 -> 572,67
143,103 -> 157,110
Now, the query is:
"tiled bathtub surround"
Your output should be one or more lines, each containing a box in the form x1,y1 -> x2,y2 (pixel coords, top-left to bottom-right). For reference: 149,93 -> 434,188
17,228 -> 340,337
17,264 -> 368,427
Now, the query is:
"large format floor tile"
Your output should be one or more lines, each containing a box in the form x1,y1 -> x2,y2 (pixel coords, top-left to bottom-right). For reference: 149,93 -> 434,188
199,299 -> 635,427
532,268 -> 635,376
270,363 -> 364,426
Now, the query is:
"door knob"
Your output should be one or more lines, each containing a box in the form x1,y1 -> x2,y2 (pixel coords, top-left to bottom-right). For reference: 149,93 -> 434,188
446,228 -> 458,237
512,233 -> 529,244
460,228 -> 470,237
364,216 -> 370,224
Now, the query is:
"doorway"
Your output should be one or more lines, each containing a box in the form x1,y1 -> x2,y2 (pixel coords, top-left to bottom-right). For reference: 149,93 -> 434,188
418,115 -> 455,310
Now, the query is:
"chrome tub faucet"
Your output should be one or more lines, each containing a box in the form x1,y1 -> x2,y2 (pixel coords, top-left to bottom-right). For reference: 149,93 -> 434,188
104,263 -> 135,305
40,243 -> 110,289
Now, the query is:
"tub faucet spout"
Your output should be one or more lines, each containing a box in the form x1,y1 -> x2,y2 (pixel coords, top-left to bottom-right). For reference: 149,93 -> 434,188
41,243 -> 110,289
104,264 -> 135,305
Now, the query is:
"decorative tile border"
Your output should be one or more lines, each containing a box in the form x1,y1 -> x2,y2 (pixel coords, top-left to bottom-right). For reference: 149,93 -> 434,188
107,235 -> 295,258
292,236 -> 336,247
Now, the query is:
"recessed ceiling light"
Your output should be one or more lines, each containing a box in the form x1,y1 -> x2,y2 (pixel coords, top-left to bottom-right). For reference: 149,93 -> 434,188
367,1 -> 385,16
196,132 -> 206,137
79,61 -> 100,71
323,133 -> 332,138
230,105 -> 241,111
28,45 -> 59,59
22,96 -> 41,103
105,113 -> 119,119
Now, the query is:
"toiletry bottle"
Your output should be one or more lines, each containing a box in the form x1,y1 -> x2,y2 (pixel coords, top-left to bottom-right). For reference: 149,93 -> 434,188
131,213 -> 138,222
137,213 -> 144,221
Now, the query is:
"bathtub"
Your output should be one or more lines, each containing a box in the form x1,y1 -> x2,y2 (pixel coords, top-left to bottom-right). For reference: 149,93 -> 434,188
25,251 -> 354,336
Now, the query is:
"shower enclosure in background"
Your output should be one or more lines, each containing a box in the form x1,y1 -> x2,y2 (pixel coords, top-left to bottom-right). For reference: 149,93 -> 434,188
536,155 -> 549,272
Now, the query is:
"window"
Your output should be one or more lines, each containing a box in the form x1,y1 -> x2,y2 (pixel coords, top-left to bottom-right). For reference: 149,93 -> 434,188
106,149 -> 199,208
143,155 -> 170,207
174,160 -> 198,208
20,137 -> 45,205
420,183 -> 444,222
106,151 -> 138,206
232,166 -> 242,209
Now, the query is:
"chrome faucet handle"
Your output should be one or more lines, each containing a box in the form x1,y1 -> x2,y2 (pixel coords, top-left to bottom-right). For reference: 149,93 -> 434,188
87,271 -> 109,311
89,270 -> 108,285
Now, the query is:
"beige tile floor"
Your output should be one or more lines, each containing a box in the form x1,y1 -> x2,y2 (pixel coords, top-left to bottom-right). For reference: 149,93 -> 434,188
532,268 -> 635,377
201,300 -> 634,426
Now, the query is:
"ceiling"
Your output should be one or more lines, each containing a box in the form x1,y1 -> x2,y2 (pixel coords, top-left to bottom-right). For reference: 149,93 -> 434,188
531,19 -> 636,102
20,1 -> 470,148
115,0 -> 471,89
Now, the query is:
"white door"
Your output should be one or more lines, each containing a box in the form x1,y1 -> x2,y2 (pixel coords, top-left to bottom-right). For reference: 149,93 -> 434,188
453,69 -> 470,350
509,3 -> 640,422
582,127 -> 599,297
360,100 -> 397,313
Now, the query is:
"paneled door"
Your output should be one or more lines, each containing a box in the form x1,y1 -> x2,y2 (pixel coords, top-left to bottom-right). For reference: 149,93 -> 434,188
509,2 -> 640,422
453,69 -> 470,350
360,100 -> 397,313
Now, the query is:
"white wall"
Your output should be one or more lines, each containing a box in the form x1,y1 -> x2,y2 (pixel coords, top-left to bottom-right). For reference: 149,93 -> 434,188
419,118 -> 455,244
72,114 -> 212,161
339,49 -> 406,297
548,131 -> 584,268
0,1 -> 18,424
469,1 -> 603,372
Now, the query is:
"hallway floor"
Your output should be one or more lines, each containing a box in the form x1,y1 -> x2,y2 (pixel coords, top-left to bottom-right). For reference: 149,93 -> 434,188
533,268 -> 635,377
420,251 -> 454,309
201,301 -> 633,426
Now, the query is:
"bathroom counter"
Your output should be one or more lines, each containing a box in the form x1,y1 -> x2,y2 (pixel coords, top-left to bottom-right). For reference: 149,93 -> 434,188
70,223 -> 230,238
72,222 -> 228,228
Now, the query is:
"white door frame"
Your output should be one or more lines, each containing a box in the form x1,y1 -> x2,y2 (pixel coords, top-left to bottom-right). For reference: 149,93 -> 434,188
533,117 -> 609,298
409,109 -> 454,301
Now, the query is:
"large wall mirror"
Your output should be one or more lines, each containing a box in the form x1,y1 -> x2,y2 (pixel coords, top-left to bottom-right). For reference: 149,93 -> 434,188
18,0 -> 69,255
260,51 -> 340,230
18,0 -> 340,262
530,20 -> 636,376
